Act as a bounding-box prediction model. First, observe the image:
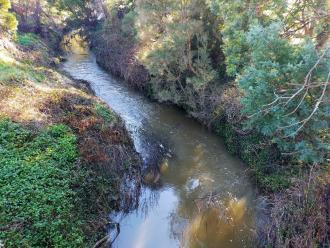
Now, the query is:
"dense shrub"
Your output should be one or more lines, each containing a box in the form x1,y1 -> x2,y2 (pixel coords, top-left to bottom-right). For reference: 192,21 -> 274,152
91,1 -> 149,89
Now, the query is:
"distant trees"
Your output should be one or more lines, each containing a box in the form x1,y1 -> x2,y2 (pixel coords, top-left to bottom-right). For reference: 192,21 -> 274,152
53,0 -> 96,28
91,0 -> 150,88
11,0 -> 48,33
10,0 -> 95,36
8,0 -> 98,49
0,0 -> 18,33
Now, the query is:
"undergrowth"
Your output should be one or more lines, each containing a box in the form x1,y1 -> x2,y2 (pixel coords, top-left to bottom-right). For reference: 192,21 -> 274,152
16,33 -> 39,47
0,59 -> 49,85
267,167 -> 329,247
216,119 -> 294,192
0,119 -> 85,247
94,103 -> 116,123
0,60 -> 26,84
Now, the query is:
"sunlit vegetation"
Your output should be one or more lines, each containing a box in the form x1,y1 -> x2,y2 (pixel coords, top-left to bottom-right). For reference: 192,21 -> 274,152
90,1 -> 329,201
0,120 -> 84,247
0,0 -> 329,247
0,0 -> 18,33
0,7 -> 141,246
16,32 -> 43,48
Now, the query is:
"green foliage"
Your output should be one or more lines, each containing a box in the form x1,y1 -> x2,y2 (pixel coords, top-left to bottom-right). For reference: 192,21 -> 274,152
121,9 -> 138,39
94,0 -> 329,193
208,0 -> 254,76
0,0 -> 10,10
208,0 -> 287,76
16,32 -> 42,48
94,103 -> 116,123
0,119 -> 87,247
216,121 -> 239,155
0,59 -> 48,85
0,0 -> 18,32
137,0 -> 217,104
239,23 -> 329,163
0,60 -> 26,84
54,0 -> 95,30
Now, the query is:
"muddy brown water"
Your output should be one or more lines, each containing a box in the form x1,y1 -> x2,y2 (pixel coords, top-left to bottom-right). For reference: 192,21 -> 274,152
63,53 -> 258,248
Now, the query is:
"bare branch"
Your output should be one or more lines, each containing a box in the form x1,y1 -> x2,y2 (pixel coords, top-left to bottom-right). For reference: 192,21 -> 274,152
288,69 -> 330,136
248,46 -> 330,136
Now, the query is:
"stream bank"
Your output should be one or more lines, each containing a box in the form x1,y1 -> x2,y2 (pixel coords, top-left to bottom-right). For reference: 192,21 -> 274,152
0,34 -> 142,247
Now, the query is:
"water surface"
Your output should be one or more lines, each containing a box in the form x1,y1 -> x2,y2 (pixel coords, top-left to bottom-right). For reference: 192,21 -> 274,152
63,54 -> 257,248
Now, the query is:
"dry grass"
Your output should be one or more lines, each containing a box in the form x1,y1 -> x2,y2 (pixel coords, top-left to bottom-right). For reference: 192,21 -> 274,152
41,90 -> 137,168
266,166 -> 330,247
0,83 -> 47,124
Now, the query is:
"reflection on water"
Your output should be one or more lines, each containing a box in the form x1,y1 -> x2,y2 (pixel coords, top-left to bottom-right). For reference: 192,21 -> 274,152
63,53 -> 258,248
184,197 -> 251,248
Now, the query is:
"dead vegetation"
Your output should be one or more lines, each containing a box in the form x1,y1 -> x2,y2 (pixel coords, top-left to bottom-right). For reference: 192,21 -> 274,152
92,15 -> 149,91
266,166 -> 330,247
41,90 -> 142,211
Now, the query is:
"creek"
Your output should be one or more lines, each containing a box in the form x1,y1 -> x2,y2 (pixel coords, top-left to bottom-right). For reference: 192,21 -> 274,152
63,53 -> 258,248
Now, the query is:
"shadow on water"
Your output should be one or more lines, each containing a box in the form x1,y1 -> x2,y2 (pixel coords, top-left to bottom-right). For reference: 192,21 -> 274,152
63,53 -> 259,248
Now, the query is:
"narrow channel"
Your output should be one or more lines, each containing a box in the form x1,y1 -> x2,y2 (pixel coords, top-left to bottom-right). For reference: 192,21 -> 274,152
63,53 -> 258,248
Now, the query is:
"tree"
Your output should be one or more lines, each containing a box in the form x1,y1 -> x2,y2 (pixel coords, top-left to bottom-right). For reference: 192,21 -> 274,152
54,0 -> 94,28
205,0 -> 329,162
0,0 -> 18,33
10,0 -> 96,35
239,23 -> 329,162
137,0 -> 216,105
282,0 -> 330,48
207,0 -> 288,76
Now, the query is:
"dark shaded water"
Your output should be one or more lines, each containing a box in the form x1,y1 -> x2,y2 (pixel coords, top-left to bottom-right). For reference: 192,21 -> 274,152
63,53 -> 258,248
